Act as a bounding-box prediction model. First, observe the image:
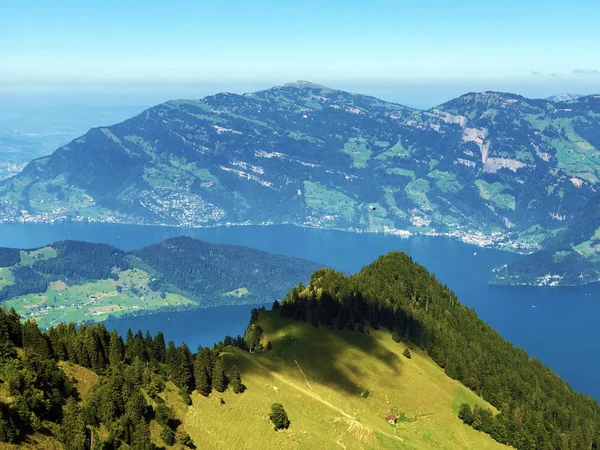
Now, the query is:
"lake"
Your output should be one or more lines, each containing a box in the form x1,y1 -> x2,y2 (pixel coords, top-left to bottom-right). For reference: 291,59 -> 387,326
1,222 -> 599,400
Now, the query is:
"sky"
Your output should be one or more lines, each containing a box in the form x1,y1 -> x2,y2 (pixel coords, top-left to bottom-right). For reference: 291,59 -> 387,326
1,0 -> 599,108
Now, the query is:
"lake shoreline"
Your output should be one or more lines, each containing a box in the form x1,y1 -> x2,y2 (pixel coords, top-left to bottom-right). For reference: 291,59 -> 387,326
0,221 -> 599,400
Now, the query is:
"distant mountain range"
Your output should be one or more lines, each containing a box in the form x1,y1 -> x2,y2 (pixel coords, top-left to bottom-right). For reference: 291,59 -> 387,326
1,81 -> 600,285
546,93 -> 583,102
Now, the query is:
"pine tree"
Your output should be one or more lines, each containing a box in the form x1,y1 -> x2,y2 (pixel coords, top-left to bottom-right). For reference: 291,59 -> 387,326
193,356 -> 211,396
56,398 -> 87,450
22,320 -> 52,360
176,430 -> 194,447
212,356 -> 227,393
100,368 -> 125,424
129,330 -> 147,362
165,340 -> 177,371
125,329 -> 134,348
144,330 -> 154,362
46,326 -> 67,361
84,327 -> 107,372
180,345 -> 194,388
0,323 -> 16,364
0,307 -> 22,346
129,416 -> 152,448
228,365 -> 244,394
160,425 -> 175,445
153,331 -> 166,363
0,403 -> 18,443
269,403 -> 290,430
109,330 -> 125,366
458,403 -> 474,425
154,403 -> 174,427
169,345 -> 192,389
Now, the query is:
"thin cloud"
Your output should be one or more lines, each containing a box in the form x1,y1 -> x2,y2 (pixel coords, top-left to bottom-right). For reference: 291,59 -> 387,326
550,72 -> 558,77
530,71 -> 541,76
573,69 -> 599,75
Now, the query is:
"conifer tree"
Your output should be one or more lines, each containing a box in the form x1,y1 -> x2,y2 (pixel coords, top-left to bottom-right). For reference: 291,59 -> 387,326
154,403 -> 174,427
228,365 -> 244,394
0,324 -> 16,364
153,331 -> 166,363
125,329 -> 134,347
212,356 -> 227,393
124,329 -> 135,362
169,345 -> 193,389
128,330 -> 147,362
176,430 -> 194,447
109,330 -> 125,366
0,403 -> 18,443
269,403 -> 290,430
193,357 -> 211,396
160,425 -> 175,445
22,320 -> 52,360
129,416 -> 152,448
194,347 -> 213,391
458,403 -> 474,425
56,398 -> 87,450
144,330 -> 154,361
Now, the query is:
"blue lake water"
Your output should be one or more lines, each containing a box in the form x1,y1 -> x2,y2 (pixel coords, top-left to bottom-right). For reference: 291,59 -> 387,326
1,222 -> 599,400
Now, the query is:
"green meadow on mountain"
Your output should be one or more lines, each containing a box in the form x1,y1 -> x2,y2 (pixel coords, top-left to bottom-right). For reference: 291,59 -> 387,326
1,251 -> 599,449
0,237 -> 319,328
1,82 -> 600,285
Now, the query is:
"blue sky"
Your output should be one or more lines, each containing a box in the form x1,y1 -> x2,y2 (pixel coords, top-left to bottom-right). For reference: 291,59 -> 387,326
1,0 -> 599,107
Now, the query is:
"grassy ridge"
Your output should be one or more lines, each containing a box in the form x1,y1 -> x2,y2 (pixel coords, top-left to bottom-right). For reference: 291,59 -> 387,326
174,311 -> 506,449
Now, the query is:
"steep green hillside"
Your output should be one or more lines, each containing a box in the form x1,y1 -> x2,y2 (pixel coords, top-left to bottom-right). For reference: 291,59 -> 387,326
2,83 -> 600,286
0,302 -> 507,450
278,253 -> 600,448
199,312 -> 507,449
1,249 -> 599,449
0,237 -> 319,328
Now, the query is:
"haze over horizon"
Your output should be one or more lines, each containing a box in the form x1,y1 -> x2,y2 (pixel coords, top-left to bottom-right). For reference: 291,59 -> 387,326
1,0 -> 599,109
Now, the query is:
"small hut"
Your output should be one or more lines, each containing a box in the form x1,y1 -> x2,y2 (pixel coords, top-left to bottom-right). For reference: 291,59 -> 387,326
387,414 -> 398,425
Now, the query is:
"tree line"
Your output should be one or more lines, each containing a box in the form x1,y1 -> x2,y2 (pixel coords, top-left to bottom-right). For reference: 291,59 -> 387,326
0,306 -> 246,448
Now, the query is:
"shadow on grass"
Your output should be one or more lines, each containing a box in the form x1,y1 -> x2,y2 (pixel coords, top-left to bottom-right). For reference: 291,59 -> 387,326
234,310 -> 403,397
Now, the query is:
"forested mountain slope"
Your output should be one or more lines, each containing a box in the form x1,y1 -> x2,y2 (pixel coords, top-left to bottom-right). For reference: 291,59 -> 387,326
277,252 -> 600,448
0,237 -> 319,328
0,296 -> 508,449
2,248 -> 598,449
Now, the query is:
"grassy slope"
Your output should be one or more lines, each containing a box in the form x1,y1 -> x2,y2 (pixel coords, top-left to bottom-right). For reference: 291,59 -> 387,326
0,311 -> 509,449
175,311 -> 508,449
4,267 -> 194,329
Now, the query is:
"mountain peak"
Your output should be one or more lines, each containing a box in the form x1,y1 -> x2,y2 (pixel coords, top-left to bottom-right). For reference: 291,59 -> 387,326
283,80 -> 333,90
546,93 -> 582,102
435,90 -> 532,113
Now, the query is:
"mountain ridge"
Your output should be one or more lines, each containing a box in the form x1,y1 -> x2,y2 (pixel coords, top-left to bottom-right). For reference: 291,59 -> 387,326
2,82 -> 600,285
0,236 -> 320,328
